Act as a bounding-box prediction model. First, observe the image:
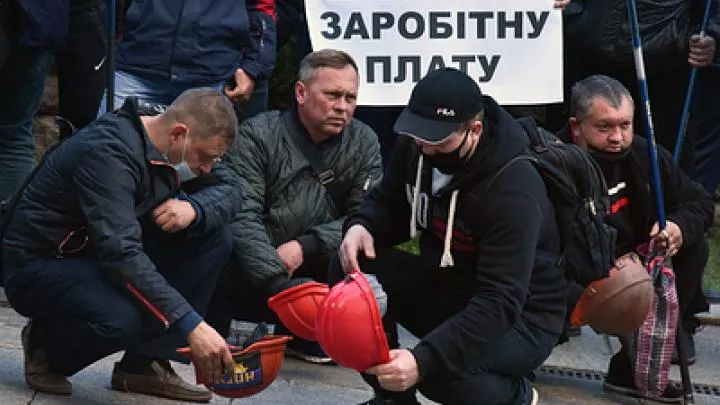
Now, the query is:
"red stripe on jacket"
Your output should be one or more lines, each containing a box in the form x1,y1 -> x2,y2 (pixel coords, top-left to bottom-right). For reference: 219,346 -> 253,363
125,282 -> 170,329
611,197 -> 629,214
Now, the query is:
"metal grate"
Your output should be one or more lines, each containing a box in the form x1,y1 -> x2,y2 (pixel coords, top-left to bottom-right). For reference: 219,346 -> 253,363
537,365 -> 720,397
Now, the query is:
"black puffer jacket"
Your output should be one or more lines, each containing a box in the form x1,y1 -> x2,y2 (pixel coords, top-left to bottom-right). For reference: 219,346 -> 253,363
564,0 -> 720,69
2,98 -> 242,330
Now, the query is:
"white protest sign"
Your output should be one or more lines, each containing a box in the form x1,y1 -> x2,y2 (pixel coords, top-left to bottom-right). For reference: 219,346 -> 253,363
304,0 -> 563,106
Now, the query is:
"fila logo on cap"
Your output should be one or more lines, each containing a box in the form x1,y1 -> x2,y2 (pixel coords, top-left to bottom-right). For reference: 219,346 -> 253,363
436,107 -> 456,117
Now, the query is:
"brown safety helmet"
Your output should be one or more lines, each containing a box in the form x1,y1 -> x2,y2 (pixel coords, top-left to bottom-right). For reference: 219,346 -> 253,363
570,252 -> 653,335
177,335 -> 292,398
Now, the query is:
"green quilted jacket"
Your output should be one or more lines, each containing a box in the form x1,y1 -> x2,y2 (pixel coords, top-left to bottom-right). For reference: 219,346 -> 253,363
225,109 -> 383,293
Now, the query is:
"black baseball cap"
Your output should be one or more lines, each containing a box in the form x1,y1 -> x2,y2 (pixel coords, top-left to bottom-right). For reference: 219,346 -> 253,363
394,68 -> 485,144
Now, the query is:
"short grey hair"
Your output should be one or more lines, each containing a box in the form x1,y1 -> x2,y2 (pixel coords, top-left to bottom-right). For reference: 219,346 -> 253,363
298,49 -> 359,84
163,88 -> 238,146
570,75 -> 634,122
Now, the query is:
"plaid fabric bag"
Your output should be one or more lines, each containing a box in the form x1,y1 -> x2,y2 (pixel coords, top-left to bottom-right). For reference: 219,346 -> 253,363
628,246 -> 679,397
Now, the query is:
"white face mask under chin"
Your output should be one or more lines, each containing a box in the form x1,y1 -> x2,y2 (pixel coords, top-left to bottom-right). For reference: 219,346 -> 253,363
168,131 -> 198,183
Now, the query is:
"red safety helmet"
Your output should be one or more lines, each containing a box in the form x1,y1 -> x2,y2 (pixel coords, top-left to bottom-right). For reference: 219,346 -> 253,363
571,252 -> 653,335
316,270 -> 390,371
177,335 -> 292,398
267,281 -> 329,341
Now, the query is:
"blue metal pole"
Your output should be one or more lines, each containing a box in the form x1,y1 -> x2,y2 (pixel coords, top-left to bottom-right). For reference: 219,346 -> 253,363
673,0 -> 713,162
626,0 -> 667,230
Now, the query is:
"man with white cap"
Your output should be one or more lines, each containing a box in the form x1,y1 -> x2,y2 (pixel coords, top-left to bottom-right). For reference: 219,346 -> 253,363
336,67 -> 567,405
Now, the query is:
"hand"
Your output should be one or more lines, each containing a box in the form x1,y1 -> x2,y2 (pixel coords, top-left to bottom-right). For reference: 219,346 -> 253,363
224,68 -> 255,102
554,0 -> 571,9
339,225 -> 376,274
276,240 -> 304,277
650,220 -> 683,256
187,321 -> 234,385
365,349 -> 419,392
688,35 -> 716,67
153,199 -> 197,233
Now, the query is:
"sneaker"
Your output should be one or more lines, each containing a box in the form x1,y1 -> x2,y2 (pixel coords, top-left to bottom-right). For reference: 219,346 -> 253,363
671,331 -> 696,366
603,350 -> 684,404
21,322 -> 72,395
111,360 -> 212,403
284,338 -> 335,365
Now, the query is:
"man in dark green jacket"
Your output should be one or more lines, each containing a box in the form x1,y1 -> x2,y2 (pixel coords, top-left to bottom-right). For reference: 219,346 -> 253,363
207,49 -> 383,363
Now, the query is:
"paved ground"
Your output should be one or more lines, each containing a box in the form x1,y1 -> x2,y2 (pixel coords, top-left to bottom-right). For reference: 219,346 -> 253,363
1,289 -> 719,404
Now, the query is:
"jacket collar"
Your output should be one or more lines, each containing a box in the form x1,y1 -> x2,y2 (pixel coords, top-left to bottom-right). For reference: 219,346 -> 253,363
116,97 -> 166,163
283,107 -> 345,148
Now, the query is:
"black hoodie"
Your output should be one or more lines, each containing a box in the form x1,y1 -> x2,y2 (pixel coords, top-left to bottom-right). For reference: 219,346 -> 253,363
345,97 -> 567,379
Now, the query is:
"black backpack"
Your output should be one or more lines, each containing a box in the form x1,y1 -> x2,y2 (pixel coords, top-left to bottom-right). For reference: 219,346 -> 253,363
487,117 -> 617,287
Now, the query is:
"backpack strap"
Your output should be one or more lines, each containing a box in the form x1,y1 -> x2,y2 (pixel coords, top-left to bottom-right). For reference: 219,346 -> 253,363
483,155 -> 536,193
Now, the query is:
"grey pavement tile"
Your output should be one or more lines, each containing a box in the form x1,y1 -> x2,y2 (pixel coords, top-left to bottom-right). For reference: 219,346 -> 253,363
0,327 -> 21,350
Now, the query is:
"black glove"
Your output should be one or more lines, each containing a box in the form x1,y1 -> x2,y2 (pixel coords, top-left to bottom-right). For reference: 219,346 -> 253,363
267,276 -> 315,297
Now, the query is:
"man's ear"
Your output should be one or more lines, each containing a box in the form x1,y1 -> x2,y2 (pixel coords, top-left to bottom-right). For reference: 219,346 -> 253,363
471,120 -> 483,141
168,123 -> 189,143
568,117 -> 580,145
294,81 -> 306,105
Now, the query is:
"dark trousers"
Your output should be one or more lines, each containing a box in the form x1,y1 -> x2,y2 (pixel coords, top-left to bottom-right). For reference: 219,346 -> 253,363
691,67 -> 720,195
56,2 -> 108,131
0,2 -> 107,200
4,224 -> 232,376
205,253 -> 329,339
672,238 -> 710,332
329,249 -> 558,405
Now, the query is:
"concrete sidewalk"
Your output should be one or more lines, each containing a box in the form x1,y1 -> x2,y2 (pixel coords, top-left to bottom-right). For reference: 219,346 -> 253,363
1,291 -> 719,404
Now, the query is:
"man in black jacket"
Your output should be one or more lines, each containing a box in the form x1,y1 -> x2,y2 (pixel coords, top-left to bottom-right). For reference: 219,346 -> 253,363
564,75 -> 713,402
336,68 -> 567,405
1,89 -> 240,402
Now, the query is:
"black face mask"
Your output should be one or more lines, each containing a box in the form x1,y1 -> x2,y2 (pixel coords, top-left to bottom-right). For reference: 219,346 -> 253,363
587,146 -> 631,163
424,130 -> 470,174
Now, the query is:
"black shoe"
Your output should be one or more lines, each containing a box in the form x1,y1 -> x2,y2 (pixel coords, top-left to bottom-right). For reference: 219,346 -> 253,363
359,398 -> 397,405
671,331 -> 696,366
21,322 -> 73,395
603,350 -> 684,403
358,396 -> 421,405
284,338 -> 335,365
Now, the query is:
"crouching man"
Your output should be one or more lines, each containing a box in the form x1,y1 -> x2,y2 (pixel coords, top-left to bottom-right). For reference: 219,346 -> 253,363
1,89 -> 240,402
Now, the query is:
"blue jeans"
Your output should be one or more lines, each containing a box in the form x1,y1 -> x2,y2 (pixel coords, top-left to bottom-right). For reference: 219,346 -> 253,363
98,70 -> 226,114
5,224 -> 232,376
98,70 -> 268,124
0,45 -> 52,201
